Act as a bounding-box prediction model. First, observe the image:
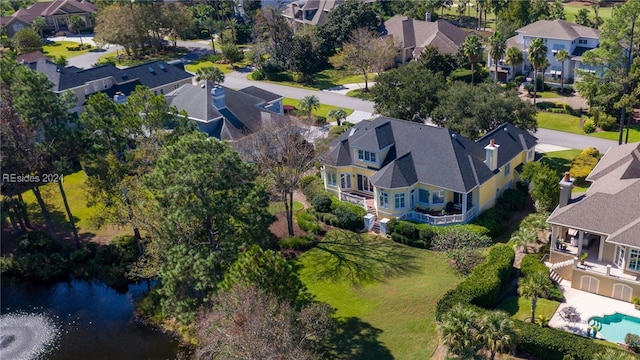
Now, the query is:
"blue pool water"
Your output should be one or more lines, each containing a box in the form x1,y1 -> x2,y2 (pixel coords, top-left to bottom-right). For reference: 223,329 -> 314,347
589,313 -> 640,343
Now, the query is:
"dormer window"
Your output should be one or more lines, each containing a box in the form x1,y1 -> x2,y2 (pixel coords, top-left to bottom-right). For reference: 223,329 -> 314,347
357,149 -> 377,163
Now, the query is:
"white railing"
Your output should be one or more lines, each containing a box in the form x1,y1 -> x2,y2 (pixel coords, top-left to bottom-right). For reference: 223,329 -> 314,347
340,192 -> 367,209
550,258 -> 574,270
399,207 -> 478,226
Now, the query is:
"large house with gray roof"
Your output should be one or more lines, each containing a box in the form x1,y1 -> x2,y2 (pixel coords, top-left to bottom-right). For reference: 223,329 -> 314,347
487,19 -> 600,83
166,81 -> 285,141
281,0 -> 376,30
321,117 -> 537,230
1,0 -> 97,37
24,58 -> 193,113
380,15 -> 469,64
547,142 -> 640,303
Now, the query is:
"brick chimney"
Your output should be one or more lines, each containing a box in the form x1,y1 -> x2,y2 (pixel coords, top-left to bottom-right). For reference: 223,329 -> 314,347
558,171 -> 574,207
211,85 -> 226,110
484,138 -> 499,171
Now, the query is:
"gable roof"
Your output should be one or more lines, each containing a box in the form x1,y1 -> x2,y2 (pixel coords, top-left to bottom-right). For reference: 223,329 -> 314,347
547,142 -> 640,247
237,86 -> 282,103
381,15 -> 469,55
325,117 -> 536,193
516,19 -> 600,41
17,50 -> 49,64
1,0 -> 96,27
166,81 -> 284,141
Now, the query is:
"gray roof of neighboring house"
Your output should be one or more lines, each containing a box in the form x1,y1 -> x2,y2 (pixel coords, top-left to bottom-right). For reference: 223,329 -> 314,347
517,19 -> 600,41
238,86 -> 282,103
381,15 -> 469,55
547,142 -> 640,247
166,81 -> 283,141
27,59 -> 192,93
325,117 -> 537,193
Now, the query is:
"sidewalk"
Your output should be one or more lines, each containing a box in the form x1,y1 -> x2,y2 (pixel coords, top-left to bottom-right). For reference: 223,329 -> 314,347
322,82 -> 375,95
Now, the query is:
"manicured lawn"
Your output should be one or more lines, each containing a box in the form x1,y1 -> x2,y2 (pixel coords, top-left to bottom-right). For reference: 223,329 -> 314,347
96,50 -> 187,67
254,69 -> 376,91
536,91 -> 571,99
42,41 -> 94,59
283,97 -> 354,119
564,4 -> 613,23
19,171 -> 126,238
496,296 -> 561,322
185,60 -> 233,74
297,230 -> 462,359
589,125 -> 640,143
346,89 -> 374,100
541,149 -> 589,193
268,201 -> 304,215
536,112 -> 584,134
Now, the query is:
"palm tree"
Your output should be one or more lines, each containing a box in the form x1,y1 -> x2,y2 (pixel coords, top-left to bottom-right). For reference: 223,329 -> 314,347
461,35 -> 483,84
518,272 -> 552,323
528,37 -> 548,105
593,349 -> 636,360
195,66 -> 225,85
476,311 -> 520,360
32,16 -> 47,38
439,304 -> 479,358
328,108 -> 347,126
488,31 -> 506,82
510,227 -> 537,254
554,49 -> 571,91
505,46 -> 524,79
69,15 -> 86,46
299,95 -> 320,123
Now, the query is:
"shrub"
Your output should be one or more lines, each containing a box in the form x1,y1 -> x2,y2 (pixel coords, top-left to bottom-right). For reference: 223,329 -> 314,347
431,227 -> 492,252
393,221 -> 419,240
514,75 -> 526,85
300,175 -> 318,189
519,254 -> 547,278
318,212 -> 339,227
300,176 -> 325,201
472,207 -> 507,237
596,114 -> 618,131
583,118 -> 595,133
418,226 -> 436,247
626,333 -> 640,353
280,235 -> 315,250
580,147 -> 600,159
295,211 -> 322,234
315,116 -> 326,125
448,248 -> 484,275
497,188 -> 527,212
516,320 -> 612,360
312,194 -> 333,213
332,202 -> 365,231
570,148 -> 599,185
250,70 -> 265,80
17,231 -> 59,254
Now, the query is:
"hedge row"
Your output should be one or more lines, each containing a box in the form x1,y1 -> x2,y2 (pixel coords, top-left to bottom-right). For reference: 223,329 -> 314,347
295,211 -> 322,234
436,244 -> 515,320
306,195 -> 366,232
279,235 -> 316,250
519,253 -> 548,278
516,320 -> 614,360
388,220 -> 490,250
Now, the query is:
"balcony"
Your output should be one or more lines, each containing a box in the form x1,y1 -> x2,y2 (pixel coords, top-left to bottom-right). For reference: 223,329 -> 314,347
399,206 -> 478,225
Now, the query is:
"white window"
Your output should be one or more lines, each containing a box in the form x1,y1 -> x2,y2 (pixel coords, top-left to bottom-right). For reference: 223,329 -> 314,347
379,191 -> 389,209
432,190 -> 445,204
340,173 -> 351,189
418,189 -> 430,204
628,249 -> 640,271
357,149 -> 377,163
394,193 -> 406,209
326,171 -> 336,186
504,163 -> 510,177
615,245 -> 626,268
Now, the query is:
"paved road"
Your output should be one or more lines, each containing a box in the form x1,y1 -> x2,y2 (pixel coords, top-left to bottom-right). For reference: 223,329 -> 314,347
533,128 -> 618,154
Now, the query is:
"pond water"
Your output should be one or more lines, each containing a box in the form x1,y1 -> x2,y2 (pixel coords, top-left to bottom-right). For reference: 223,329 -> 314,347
1,278 -> 186,360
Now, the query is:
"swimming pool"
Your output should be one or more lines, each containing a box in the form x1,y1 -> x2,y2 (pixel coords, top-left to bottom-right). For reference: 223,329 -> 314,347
589,313 -> 640,343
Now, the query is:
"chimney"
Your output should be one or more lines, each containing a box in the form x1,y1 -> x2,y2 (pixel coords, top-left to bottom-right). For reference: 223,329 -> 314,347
558,171 -> 574,207
211,85 -> 226,110
425,12 -> 431,22
484,138 -> 499,171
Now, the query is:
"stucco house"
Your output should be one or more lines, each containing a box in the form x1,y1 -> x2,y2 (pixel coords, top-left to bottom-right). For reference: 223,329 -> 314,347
24,59 -> 193,113
380,15 -> 469,64
1,0 -> 97,37
321,117 -> 537,231
547,143 -> 640,303
166,82 -> 285,141
281,0 -> 376,30
487,20 -> 600,83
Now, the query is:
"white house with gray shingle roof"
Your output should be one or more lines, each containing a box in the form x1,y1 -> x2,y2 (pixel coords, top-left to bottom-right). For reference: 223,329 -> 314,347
547,142 -> 640,302
488,20 -> 600,83
321,117 -> 537,228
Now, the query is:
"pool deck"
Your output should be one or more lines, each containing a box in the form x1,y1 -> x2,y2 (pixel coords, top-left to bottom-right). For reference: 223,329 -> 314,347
549,280 -> 640,344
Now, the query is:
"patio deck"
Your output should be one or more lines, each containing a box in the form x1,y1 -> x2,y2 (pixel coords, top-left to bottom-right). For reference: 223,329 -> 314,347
552,242 -> 639,282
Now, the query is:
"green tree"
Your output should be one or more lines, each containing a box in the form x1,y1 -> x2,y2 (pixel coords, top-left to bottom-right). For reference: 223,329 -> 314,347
333,28 -> 396,92
461,35 -> 483,84
439,304 -> 480,358
69,15 -> 86,46
252,7 -> 292,68
318,0 -> 378,50
488,31 -> 507,81
555,48 -> 571,90
31,16 -> 46,38
520,161 -> 560,212
161,3 -> 193,47
195,66 -> 225,85
517,271 -> 552,322
505,46 -> 524,75
548,0 -> 565,20
417,45 -> 458,76
574,8 -> 591,26
328,108 -> 347,126
299,95 -> 320,123
371,63 -> 447,122
220,43 -> 243,66
510,227 -> 538,254
476,311 -> 520,360
528,37 -> 548,105
12,27 -> 42,54
288,31 -> 326,81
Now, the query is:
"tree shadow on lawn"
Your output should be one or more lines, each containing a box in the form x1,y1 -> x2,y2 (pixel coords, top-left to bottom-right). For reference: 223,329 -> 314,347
308,230 -> 421,285
541,155 -> 573,174
321,316 -> 393,360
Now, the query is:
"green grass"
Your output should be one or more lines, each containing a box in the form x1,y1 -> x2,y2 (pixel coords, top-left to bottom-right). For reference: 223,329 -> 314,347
536,91 -> 571,99
536,112 -> 640,143
541,149 -> 589,193
19,171 -> 123,238
96,50 -> 187,67
589,125 -> 640,143
185,60 -> 233,74
268,201 -> 304,215
283,98 -> 354,119
297,231 -> 462,359
563,4 -> 613,23
346,89 -> 374,100
496,296 -> 561,322
254,69 -> 376,91
42,41 -> 94,59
